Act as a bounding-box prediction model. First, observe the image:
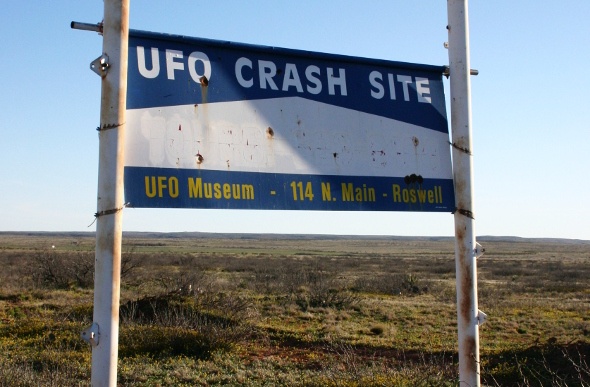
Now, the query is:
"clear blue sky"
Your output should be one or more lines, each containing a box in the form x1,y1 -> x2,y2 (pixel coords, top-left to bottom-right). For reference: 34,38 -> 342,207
1,1 -> 589,239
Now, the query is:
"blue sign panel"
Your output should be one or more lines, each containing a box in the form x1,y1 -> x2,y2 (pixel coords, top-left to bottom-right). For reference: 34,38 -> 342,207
124,29 -> 455,212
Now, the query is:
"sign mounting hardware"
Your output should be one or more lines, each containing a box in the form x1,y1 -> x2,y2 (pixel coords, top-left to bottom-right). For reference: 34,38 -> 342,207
90,53 -> 110,77
81,322 -> 100,347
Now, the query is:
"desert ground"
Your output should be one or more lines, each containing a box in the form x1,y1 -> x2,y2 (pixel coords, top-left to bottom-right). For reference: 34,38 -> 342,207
0,232 -> 588,386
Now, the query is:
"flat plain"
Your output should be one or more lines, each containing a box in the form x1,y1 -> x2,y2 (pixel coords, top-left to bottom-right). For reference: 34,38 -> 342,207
0,232 -> 588,386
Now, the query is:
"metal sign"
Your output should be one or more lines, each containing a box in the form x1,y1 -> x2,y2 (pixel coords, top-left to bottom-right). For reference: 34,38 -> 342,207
124,30 -> 455,212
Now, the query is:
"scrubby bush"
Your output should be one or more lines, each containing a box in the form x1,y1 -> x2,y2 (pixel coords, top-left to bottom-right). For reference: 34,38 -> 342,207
352,273 -> 428,296
30,248 -> 139,289
251,261 -> 359,311
31,250 -> 94,289
120,287 -> 255,358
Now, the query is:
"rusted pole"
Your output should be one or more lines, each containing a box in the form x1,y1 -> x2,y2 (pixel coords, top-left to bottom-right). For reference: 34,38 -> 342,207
447,1 -> 481,386
89,0 -> 129,385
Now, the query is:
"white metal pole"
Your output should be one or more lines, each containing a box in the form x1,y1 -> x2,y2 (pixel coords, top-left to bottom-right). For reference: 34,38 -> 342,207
447,1 -> 481,386
90,0 -> 129,385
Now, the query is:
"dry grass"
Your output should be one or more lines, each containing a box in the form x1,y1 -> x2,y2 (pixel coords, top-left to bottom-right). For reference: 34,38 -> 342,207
0,232 -> 588,386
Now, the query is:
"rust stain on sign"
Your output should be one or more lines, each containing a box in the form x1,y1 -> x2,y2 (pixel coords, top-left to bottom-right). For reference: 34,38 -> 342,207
200,76 -> 209,104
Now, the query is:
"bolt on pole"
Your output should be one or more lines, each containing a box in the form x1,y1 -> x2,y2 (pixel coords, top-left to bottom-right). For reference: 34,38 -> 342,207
91,0 -> 129,386
447,0 -> 481,386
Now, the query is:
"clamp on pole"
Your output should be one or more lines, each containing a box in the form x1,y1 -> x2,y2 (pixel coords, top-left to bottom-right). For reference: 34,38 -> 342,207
71,21 -> 103,34
81,322 -> 100,347
443,65 -> 479,77
477,310 -> 488,326
474,242 -> 485,259
90,54 -> 110,78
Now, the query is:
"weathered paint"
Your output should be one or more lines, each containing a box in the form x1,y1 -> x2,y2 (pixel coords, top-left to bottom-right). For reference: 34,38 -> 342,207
447,0 -> 481,386
123,30 -> 455,212
91,0 -> 129,386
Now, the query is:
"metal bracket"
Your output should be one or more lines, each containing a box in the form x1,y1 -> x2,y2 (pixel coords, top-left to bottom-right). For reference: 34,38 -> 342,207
81,322 -> 100,347
71,21 -> 103,34
443,66 -> 479,78
477,310 -> 488,326
90,54 -> 110,78
474,242 -> 485,259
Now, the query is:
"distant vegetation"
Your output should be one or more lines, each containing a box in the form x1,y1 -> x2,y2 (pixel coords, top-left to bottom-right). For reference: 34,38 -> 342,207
0,233 -> 588,386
